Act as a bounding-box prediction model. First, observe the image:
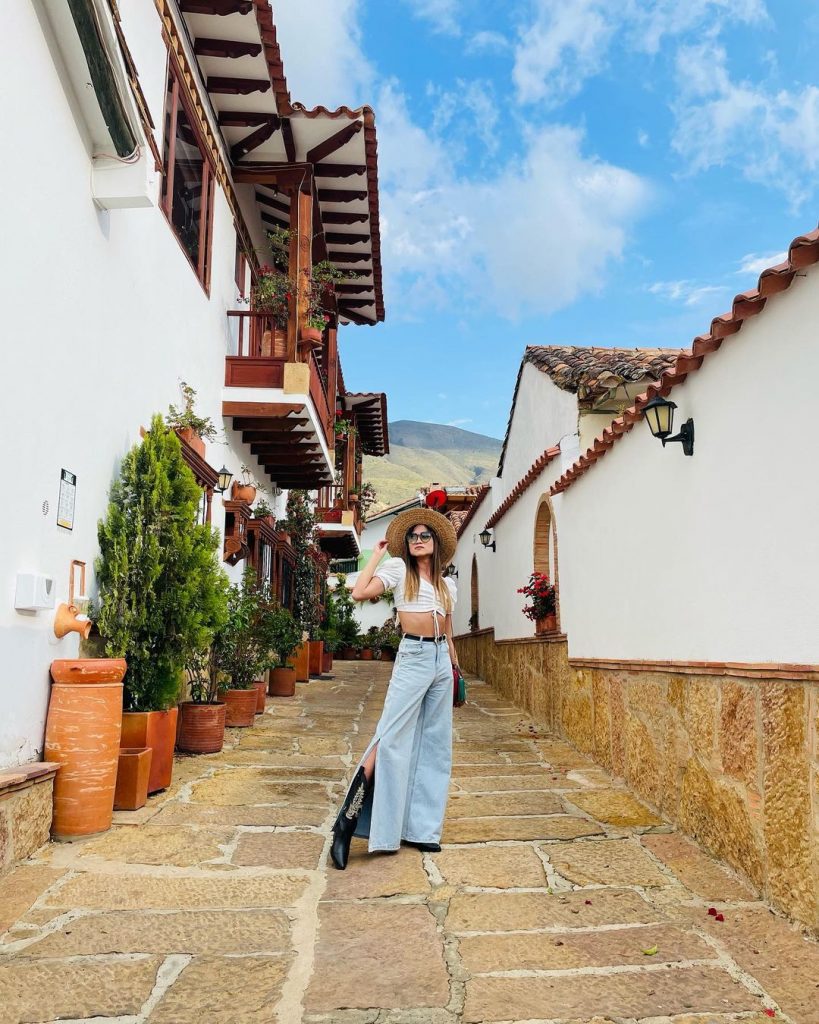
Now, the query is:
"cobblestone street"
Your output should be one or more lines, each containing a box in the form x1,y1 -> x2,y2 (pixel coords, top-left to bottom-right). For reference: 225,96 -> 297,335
1,662 -> 818,1024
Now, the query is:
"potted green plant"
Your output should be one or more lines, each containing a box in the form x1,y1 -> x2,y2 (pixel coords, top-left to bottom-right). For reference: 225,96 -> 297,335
96,415 -> 226,792
266,606 -> 303,697
213,568 -> 267,726
177,648 -> 227,754
253,496 -> 275,525
165,381 -> 218,457
233,465 -> 260,505
518,571 -> 557,634
377,617 -> 400,662
334,417 -> 354,441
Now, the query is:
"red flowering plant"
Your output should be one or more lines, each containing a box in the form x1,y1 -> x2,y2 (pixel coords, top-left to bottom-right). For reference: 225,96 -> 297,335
517,571 -> 556,621
251,228 -> 292,327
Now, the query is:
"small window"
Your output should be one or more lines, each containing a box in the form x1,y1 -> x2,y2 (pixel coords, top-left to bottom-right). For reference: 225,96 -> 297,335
161,62 -> 214,288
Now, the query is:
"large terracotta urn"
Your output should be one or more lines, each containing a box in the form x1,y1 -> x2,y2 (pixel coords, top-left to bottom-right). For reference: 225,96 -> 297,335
45,659 -> 127,840
121,708 -> 178,794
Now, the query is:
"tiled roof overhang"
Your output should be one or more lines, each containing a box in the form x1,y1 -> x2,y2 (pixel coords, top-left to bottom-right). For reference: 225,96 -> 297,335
454,485 -> 490,538
177,1 -> 384,324
484,448 -> 560,530
343,392 -> 389,456
497,345 -> 680,476
551,228 -> 819,497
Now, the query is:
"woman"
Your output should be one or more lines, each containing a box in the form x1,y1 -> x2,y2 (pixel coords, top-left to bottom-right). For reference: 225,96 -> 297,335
330,507 -> 459,869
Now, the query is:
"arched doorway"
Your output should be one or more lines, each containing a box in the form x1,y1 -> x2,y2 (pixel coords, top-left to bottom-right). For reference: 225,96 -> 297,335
470,555 -> 479,629
533,495 -> 560,629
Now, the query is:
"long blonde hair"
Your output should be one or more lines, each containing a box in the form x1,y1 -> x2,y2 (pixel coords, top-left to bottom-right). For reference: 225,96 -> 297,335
401,526 -> 452,612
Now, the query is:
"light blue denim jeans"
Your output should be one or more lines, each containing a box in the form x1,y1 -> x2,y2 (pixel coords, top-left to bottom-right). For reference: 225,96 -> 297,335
353,637 -> 453,851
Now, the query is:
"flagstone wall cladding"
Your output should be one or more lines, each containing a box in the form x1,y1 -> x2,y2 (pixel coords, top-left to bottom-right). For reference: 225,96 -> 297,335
455,631 -> 819,932
0,779 -> 54,872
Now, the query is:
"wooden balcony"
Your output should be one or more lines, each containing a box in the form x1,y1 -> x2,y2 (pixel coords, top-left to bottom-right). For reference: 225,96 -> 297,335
315,506 -> 361,560
223,310 -> 335,489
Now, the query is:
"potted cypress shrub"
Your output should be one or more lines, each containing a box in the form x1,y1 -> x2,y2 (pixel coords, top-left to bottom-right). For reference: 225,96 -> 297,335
266,606 -> 303,697
96,415 -> 225,793
213,568 -> 267,727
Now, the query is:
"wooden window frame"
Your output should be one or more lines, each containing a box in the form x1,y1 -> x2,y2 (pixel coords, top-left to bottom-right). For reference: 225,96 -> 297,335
160,54 -> 215,293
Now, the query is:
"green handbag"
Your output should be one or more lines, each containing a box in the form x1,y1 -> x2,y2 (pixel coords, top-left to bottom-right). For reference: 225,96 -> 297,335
452,666 -> 466,707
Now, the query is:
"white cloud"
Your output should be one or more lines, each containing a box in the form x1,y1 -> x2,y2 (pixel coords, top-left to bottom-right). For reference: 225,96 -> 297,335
736,250 -> 788,274
447,418 -> 474,427
466,30 -> 512,55
637,129 -> 650,147
428,79 -> 500,154
511,0 -> 768,106
648,280 -> 731,306
671,41 -> 819,207
403,0 -> 461,35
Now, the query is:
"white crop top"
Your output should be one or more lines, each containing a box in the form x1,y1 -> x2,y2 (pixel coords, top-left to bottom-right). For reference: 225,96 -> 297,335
374,557 -> 457,616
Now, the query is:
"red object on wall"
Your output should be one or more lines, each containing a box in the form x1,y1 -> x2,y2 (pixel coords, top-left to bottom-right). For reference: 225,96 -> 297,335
425,488 -> 447,509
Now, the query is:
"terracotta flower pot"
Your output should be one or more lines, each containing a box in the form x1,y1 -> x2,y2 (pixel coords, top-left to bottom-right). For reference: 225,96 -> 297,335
222,688 -> 257,727
535,613 -> 558,634
252,679 -> 267,713
341,646 -> 356,660
381,649 -> 395,662
321,650 -> 333,674
300,326 -> 323,344
45,658 -> 126,841
308,640 -> 324,676
176,702 -> 226,754
294,641 -> 310,682
231,480 -> 257,504
114,747 -> 152,810
121,707 -> 178,794
176,426 -> 205,458
269,667 -> 297,697
360,648 -> 374,661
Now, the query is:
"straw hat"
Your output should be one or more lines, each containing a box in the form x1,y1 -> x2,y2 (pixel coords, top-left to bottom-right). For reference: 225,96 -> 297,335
385,508 -> 457,564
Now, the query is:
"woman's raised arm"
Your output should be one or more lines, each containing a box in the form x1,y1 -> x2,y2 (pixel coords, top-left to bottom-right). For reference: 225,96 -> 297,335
351,540 -> 390,601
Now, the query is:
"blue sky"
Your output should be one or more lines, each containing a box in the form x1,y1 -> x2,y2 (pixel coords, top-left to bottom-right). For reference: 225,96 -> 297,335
275,1 -> 819,440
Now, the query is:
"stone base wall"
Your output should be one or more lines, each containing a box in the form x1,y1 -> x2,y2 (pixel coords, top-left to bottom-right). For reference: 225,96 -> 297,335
456,630 -> 819,932
0,767 -> 57,873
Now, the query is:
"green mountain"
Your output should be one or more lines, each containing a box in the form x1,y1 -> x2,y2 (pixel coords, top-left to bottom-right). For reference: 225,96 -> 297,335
363,420 -> 502,513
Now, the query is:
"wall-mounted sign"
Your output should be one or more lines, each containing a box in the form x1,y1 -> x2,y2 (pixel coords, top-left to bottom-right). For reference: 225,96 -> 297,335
57,469 -> 77,531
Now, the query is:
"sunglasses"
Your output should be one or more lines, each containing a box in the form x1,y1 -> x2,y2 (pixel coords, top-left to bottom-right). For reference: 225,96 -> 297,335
407,531 -> 433,544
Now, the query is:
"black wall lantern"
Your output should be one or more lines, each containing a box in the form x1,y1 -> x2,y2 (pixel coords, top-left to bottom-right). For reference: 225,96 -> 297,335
444,563 -> 459,578
479,528 -> 496,552
216,466 -> 234,494
642,396 -> 694,456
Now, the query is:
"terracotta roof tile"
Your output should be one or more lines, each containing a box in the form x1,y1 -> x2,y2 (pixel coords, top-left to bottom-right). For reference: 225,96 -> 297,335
497,345 -> 680,475
454,485 -> 490,538
550,229 -> 819,497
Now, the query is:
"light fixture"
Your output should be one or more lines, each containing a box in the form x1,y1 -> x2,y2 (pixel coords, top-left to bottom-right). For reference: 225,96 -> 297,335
445,563 -> 459,578
479,528 -> 496,552
216,466 -> 233,494
642,396 -> 694,456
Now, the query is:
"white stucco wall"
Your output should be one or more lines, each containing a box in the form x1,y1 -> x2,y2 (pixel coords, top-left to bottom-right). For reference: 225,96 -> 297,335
558,267 -> 819,663
0,3 -> 276,766
502,364 -> 579,489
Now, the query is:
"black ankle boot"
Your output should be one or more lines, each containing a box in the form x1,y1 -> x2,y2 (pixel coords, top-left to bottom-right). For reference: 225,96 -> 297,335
330,767 -> 371,870
403,840 -> 441,852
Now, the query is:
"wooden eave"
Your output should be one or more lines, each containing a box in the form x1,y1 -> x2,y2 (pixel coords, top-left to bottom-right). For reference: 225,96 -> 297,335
177,0 -> 385,325
340,391 -> 389,456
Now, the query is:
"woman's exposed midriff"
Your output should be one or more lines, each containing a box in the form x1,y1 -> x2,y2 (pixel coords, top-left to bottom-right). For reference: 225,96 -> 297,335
398,610 -> 447,637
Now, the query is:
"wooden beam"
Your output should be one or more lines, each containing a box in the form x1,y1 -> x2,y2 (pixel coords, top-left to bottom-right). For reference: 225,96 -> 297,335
314,163 -> 366,178
338,306 -> 374,325
311,179 -> 328,264
325,232 -> 370,245
231,417 -> 308,432
322,212 -> 368,225
335,284 -> 373,295
219,110 -> 271,127
223,401 -> 305,419
261,210 -> 289,229
194,38 -> 261,58
233,164 -> 312,189
250,441 -> 320,453
306,121 -> 363,163
337,299 -> 373,309
180,0 -> 253,13
318,188 -> 368,203
328,251 -> 370,263
281,118 -> 297,163
207,76 -> 270,95
255,191 -> 289,215
231,118 -> 280,162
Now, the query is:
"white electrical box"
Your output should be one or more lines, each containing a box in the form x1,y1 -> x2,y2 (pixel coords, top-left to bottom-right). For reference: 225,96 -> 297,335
14,573 -> 56,611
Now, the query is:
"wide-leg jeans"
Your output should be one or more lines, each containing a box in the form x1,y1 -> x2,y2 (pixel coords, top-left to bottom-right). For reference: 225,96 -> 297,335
352,637 -> 453,851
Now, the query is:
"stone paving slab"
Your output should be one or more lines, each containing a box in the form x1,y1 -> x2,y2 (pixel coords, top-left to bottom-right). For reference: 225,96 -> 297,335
305,903 -> 449,1012
77,824 -> 233,866
0,865 -> 64,934
548,838 -> 674,887
453,773 -> 585,791
153,800 -> 328,827
0,956 -> 164,1023
446,790 -> 565,817
462,967 -> 763,1022
442,813 -> 603,843
150,955 -> 290,1023
232,830 -> 326,869
641,831 -> 757,900
43,872 -> 308,910
433,845 -> 548,888
323,842 -> 430,898
14,908 -> 292,958
568,788 -> 665,828
447,888 -> 666,931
